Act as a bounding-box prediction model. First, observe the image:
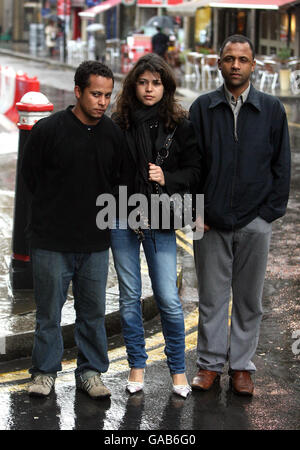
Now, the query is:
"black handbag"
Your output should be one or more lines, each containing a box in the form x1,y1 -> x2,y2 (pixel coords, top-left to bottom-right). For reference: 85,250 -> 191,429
154,127 -> 193,230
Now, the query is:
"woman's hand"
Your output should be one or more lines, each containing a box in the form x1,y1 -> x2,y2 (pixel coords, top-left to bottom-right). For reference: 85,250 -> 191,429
195,216 -> 210,233
148,163 -> 165,186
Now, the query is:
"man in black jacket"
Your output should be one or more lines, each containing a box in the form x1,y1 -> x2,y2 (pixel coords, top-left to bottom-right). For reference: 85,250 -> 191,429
189,35 -> 290,396
21,61 -> 123,399
151,27 -> 169,59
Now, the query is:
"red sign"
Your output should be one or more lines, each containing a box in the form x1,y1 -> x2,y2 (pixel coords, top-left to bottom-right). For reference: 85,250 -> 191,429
57,0 -> 71,17
137,0 -> 163,5
137,0 -> 182,5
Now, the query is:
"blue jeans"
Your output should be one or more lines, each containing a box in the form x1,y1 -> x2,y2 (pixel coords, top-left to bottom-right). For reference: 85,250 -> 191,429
30,249 -> 109,377
111,226 -> 186,374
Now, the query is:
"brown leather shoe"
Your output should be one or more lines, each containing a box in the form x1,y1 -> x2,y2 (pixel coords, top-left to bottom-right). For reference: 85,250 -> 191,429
230,371 -> 254,396
191,369 -> 219,391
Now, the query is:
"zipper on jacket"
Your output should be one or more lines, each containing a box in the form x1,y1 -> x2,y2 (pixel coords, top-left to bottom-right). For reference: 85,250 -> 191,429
230,108 -> 238,208
231,141 -> 239,208
232,104 -> 239,143
230,99 -> 248,210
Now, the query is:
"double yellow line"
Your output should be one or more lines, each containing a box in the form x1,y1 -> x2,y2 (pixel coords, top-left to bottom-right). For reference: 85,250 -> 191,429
0,309 -> 199,392
176,229 -> 194,256
289,121 -> 300,128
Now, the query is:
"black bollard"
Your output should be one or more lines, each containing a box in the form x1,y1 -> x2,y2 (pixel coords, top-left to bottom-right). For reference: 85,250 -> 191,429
10,92 -> 53,290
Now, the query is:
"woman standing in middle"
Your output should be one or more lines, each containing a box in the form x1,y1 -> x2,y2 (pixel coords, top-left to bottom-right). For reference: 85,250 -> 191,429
111,53 -> 201,398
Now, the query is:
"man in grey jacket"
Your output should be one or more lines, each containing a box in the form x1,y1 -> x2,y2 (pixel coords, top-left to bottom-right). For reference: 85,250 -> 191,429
189,35 -> 291,396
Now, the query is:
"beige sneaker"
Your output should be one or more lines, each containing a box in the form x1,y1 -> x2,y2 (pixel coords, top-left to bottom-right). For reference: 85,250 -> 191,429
28,374 -> 55,397
76,373 -> 111,399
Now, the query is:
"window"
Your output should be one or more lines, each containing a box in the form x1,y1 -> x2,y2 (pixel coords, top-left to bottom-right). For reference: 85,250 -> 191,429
260,11 -> 268,39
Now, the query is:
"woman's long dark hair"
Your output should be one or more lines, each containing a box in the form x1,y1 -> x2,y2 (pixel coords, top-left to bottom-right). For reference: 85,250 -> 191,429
113,53 -> 187,130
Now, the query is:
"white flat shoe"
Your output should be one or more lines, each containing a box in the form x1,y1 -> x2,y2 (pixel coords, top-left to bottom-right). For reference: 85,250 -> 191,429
172,384 -> 192,398
126,369 -> 145,394
126,380 -> 144,394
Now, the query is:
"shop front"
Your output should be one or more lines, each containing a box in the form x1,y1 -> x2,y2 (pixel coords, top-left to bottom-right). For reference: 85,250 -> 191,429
169,0 -> 300,57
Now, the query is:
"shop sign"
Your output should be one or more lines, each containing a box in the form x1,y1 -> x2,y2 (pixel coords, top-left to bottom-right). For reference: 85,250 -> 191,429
137,0 -> 164,5
57,0 -> 71,16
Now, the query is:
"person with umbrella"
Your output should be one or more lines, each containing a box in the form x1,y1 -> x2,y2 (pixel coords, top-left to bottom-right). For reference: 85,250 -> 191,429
151,27 -> 169,60
45,19 -> 57,57
87,23 -> 106,63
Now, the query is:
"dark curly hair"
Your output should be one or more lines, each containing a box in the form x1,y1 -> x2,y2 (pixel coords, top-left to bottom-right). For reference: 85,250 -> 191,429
74,60 -> 114,91
113,53 -> 187,130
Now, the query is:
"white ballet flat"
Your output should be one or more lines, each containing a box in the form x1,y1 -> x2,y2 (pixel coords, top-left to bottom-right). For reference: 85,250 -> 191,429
172,384 -> 192,398
126,369 -> 145,394
126,380 -> 144,394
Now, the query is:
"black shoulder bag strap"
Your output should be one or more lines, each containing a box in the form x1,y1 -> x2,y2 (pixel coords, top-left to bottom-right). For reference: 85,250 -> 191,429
153,126 -> 177,198
155,126 -> 177,167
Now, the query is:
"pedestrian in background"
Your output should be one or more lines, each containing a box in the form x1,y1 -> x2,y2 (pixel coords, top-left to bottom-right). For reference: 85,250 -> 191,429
94,27 -> 106,63
45,19 -> 57,57
111,53 -> 201,398
151,27 -> 169,59
189,35 -> 291,396
21,61 -> 123,399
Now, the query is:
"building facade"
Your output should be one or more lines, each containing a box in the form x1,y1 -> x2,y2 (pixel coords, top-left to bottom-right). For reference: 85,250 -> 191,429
1,0 -> 299,58
170,0 -> 300,57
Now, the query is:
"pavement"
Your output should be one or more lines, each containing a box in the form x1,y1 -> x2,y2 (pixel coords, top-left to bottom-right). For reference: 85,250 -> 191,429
0,43 -> 299,368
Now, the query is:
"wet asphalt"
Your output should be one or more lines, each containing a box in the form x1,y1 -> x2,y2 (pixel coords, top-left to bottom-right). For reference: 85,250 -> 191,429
0,51 -> 299,434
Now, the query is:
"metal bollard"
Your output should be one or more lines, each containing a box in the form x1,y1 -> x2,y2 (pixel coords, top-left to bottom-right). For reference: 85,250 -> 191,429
10,91 -> 53,290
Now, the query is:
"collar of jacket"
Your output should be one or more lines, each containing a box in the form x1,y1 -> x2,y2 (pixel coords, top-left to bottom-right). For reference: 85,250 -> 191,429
208,84 -> 262,112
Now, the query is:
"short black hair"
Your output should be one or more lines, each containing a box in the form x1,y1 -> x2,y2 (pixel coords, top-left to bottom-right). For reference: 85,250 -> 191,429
220,34 -> 255,59
74,60 -> 114,91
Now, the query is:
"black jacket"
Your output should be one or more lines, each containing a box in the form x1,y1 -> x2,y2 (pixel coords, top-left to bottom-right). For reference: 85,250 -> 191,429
118,117 -> 202,227
21,106 -> 123,252
189,85 -> 291,230
128,118 -> 201,192
151,32 -> 169,57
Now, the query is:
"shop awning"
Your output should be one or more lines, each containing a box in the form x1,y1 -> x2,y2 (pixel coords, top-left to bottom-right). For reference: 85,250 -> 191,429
169,0 -> 296,15
137,0 -> 183,6
209,0 -> 296,9
167,0 -> 209,15
79,0 -> 122,19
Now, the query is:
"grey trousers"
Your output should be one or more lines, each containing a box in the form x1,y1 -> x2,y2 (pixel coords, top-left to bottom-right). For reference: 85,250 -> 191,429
193,216 -> 272,373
